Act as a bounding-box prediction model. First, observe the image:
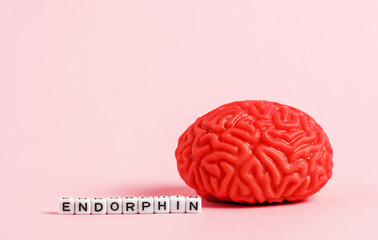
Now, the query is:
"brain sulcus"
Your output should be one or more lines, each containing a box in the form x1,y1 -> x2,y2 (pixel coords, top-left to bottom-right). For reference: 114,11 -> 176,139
175,100 -> 333,204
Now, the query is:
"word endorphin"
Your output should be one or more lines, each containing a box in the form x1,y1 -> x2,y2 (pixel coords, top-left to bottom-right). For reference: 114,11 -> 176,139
59,196 -> 201,214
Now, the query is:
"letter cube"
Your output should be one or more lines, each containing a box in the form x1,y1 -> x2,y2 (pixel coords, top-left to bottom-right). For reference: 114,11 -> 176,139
170,195 -> 186,213
154,196 -> 170,214
107,197 -> 123,214
59,197 -> 74,214
138,196 -> 154,214
185,196 -> 201,213
75,198 -> 91,214
123,197 -> 138,214
91,198 -> 107,215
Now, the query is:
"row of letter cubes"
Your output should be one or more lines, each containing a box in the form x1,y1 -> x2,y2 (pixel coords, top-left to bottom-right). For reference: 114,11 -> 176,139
59,196 -> 201,214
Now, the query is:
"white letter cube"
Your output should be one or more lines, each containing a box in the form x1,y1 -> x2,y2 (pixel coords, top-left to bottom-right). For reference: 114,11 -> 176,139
59,197 -> 74,214
138,197 -> 154,214
170,196 -> 186,213
122,197 -> 138,214
107,197 -> 123,214
185,196 -> 201,213
91,198 -> 107,215
75,198 -> 91,214
154,196 -> 170,213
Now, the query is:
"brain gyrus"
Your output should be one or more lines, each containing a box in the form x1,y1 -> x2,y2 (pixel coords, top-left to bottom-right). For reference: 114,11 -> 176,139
175,100 -> 333,204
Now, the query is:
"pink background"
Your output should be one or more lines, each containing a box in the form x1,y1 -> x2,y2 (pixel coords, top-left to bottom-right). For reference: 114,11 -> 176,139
1,0 -> 378,239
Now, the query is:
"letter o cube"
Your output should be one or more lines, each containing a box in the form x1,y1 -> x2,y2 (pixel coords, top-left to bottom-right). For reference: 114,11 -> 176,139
107,197 -> 123,214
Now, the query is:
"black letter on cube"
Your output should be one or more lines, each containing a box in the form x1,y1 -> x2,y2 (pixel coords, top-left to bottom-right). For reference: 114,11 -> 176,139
75,198 -> 91,215
154,196 -> 170,214
138,197 -> 153,214
107,197 -> 122,214
91,198 -> 107,215
123,197 -> 138,214
185,196 -> 201,213
170,196 -> 186,213
59,197 -> 74,214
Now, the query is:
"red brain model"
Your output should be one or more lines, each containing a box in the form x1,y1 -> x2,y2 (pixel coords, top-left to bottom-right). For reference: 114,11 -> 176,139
175,100 -> 333,204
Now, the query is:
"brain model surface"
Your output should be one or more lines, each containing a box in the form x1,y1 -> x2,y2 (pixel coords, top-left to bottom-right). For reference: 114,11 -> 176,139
175,100 -> 333,204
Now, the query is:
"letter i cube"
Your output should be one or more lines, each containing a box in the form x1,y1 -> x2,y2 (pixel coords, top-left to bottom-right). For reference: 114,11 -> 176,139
170,196 -> 186,213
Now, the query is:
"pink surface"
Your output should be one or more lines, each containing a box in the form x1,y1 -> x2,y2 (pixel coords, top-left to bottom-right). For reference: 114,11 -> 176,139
0,0 -> 377,239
